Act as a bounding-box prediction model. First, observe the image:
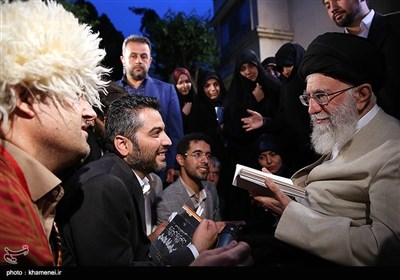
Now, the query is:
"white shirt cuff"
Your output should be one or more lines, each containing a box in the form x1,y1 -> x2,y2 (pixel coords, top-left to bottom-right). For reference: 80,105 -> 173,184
187,243 -> 199,259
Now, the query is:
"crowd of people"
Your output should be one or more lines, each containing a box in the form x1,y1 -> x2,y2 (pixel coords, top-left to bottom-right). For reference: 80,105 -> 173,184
1,0 -> 399,269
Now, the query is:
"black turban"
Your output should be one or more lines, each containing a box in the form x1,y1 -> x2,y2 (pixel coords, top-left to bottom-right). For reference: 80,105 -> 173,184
298,32 -> 386,93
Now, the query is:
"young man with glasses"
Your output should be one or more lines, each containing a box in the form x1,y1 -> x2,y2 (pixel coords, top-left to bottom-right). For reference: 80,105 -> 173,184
249,32 -> 400,266
155,133 -> 223,227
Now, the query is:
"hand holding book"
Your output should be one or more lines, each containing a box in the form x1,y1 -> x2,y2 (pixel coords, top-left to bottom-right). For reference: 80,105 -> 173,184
149,204 -> 219,265
149,205 -> 244,266
232,164 -> 305,199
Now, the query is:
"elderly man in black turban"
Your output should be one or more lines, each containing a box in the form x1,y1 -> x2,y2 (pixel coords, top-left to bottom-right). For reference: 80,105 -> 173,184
250,32 -> 400,266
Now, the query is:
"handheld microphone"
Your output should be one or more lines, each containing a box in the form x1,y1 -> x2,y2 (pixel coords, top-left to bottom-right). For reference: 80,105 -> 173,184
215,223 -> 239,248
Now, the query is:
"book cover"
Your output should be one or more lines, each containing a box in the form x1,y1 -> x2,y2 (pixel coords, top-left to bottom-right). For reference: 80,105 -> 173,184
232,164 -> 305,199
149,204 -> 201,266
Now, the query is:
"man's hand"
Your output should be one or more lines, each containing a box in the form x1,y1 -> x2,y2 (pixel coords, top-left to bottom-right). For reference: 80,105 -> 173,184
215,221 -> 226,233
190,241 -> 253,266
192,219 -> 218,253
250,168 -> 292,214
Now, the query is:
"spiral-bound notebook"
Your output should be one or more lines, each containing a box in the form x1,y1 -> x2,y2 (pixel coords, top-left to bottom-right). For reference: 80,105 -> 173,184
149,204 -> 201,266
232,164 -> 305,199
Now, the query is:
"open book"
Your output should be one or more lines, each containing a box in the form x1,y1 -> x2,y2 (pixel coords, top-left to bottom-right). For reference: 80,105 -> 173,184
232,164 -> 305,199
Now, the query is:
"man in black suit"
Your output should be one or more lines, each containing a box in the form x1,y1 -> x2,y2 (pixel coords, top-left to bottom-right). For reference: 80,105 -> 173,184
322,0 -> 400,120
57,96 -> 229,266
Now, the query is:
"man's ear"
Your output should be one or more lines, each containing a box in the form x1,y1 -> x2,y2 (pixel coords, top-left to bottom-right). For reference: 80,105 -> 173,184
15,87 -> 35,117
114,135 -> 130,157
355,83 -> 372,110
176,153 -> 185,167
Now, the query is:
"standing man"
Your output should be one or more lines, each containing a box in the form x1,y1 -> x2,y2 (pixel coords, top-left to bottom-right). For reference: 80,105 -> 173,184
322,0 -> 400,120
0,0 -> 110,266
155,133 -> 223,225
116,35 -> 183,185
251,32 -> 400,266
57,96 -> 219,266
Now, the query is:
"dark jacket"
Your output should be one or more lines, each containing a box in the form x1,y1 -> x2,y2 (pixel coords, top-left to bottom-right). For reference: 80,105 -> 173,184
368,12 -> 400,120
57,153 -> 194,266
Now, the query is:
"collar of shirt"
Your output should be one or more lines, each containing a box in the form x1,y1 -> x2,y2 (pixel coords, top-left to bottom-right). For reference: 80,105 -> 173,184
179,177 -> 207,207
3,141 -> 62,201
121,75 -> 148,95
344,9 -> 375,38
132,170 -> 153,235
132,170 -> 150,195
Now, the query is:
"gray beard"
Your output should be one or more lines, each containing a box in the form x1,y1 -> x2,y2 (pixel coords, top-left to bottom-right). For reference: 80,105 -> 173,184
311,93 -> 359,155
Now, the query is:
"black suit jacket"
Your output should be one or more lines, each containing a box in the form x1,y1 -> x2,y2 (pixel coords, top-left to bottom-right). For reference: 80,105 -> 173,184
368,12 -> 400,120
57,153 -> 194,266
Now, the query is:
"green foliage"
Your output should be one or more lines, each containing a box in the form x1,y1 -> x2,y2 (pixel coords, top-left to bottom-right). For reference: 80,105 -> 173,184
130,7 -> 218,82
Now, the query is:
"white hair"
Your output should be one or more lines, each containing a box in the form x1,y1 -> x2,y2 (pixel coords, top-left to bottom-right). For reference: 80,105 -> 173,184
0,0 -> 111,130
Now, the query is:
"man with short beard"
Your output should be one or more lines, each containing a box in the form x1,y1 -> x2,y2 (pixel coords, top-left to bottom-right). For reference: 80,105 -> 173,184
57,95 -> 253,267
250,32 -> 400,266
321,0 -> 400,120
116,35 -> 183,186
155,133 -> 222,225
57,96 -> 220,266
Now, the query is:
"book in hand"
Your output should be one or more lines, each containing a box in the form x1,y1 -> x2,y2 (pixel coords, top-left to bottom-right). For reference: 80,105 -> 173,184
149,204 -> 201,266
232,164 -> 305,199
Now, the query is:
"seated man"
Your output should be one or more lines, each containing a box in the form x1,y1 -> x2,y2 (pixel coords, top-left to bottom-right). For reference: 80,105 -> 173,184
251,32 -> 400,266
155,133 -> 222,225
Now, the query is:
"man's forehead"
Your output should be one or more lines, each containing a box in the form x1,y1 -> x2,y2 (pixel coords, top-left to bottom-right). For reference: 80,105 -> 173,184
126,41 -> 149,52
138,109 -> 164,129
189,140 -> 210,150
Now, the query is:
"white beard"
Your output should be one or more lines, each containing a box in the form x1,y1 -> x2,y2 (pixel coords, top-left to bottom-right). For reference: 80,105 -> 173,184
311,93 -> 359,155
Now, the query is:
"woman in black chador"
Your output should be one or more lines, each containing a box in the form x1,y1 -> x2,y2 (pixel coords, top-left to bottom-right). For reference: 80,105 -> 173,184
222,49 -> 281,221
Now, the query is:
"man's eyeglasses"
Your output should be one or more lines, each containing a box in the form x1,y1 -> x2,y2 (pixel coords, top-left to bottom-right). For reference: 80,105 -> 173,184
184,151 -> 212,160
299,86 -> 356,106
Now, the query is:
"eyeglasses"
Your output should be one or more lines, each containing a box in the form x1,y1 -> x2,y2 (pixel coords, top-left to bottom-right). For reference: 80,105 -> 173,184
184,151 -> 212,160
299,86 -> 356,106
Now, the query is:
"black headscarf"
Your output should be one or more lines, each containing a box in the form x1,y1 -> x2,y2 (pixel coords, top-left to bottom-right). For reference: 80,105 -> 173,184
275,42 -> 305,81
298,32 -> 386,93
224,49 -> 281,115
197,69 -> 226,106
